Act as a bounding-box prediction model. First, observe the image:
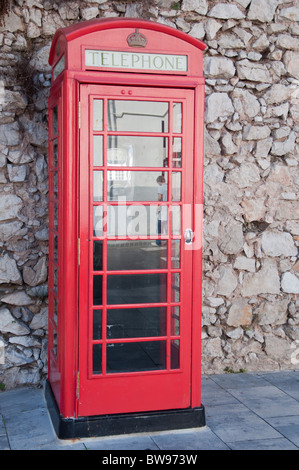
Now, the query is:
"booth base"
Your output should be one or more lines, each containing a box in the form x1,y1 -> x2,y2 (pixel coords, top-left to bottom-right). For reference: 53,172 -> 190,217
45,380 -> 206,440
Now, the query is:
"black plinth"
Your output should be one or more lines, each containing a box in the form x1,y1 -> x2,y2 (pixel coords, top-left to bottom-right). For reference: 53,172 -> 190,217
45,380 -> 206,440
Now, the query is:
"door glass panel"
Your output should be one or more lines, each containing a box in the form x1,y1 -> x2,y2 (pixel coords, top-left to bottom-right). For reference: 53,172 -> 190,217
93,310 -> 102,340
53,105 -> 58,136
53,141 -> 58,167
173,103 -> 182,134
107,274 -> 167,304
171,273 -> 180,303
107,307 -> 167,338
172,206 -> 181,235
93,171 -> 103,201
171,340 -> 180,369
53,171 -> 58,199
93,206 -> 103,237
107,205 -> 168,237
93,344 -> 102,374
171,306 -> 180,335
172,172 -> 181,201
108,100 -> 169,132
171,240 -> 180,269
172,137 -> 182,168
106,341 -> 166,373
107,241 -> 167,270
93,135 -> 103,166
93,99 -> 103,131
54,203 -> 58,230
107,136 -> 168,167
93,275 -> 102,305
107,171 -> 168,202
93,241 -> 103,271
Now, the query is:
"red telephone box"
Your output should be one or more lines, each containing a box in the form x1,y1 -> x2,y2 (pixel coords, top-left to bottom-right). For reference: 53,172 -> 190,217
46,18 -> 206,439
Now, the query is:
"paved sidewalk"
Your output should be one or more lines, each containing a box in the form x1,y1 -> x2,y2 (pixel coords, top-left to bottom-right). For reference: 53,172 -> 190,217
0,370 -> 299,450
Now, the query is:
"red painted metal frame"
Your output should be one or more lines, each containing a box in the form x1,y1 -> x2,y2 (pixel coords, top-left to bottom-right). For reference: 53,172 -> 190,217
48,18 -> 205,419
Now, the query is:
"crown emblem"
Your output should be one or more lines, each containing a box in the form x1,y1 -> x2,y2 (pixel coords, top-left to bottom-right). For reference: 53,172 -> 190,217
127,29 -> 147,48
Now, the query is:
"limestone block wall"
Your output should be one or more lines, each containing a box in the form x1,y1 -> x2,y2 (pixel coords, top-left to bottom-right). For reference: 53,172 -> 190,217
0,0 -> 298,389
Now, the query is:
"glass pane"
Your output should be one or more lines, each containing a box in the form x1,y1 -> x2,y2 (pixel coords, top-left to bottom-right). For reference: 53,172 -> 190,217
54,298 -> 58,325
93,206 -> 103,237
172,172 -> 181,202
93,310 -> 102,340
171,273 -> 180,302
107,136 -> 168,167
93,275 -> 102,305
54,203 -> 58,231
93,135 -> 103,166
172,206 -> 181,236
107,205 -> 168,237
106,341 -> 166,373
54,141 -> 58,167
93,344 -> 102,374
93,171 -> 103,202
107,273 -> 167,305
172,137 -> 182,168
107,241 -> 167,270
107,307 -> 167,338
171,240 -> 180,269
93,241 -> 103,271
54,234 -> 58,263
53,329 -> 58,358
171,340 -> 180,369
54,266 -> 58,294
173,103 -> 182,133
53,106 -> 58,136
171,306 -> 180,335
107,171 -> 168,202
108,100 -> 169,132
93,99 -> 103,131
53,171 -> 58,199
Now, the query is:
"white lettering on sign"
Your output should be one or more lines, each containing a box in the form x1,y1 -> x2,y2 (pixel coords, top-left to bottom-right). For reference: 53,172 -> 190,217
85,50 -> 188,73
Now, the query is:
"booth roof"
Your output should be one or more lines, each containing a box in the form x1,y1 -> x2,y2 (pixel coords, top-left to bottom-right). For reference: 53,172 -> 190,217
49,17 -> 206,66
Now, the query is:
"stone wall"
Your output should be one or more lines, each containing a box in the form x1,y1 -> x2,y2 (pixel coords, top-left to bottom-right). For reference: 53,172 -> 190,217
0,0 -> 298,389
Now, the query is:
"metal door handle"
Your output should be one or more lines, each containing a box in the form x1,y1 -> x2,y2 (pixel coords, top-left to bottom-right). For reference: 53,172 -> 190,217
184,228 -> 194,245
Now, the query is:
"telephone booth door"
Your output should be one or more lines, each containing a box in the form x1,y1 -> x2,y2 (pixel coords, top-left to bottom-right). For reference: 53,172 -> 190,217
78,84 -> 195,416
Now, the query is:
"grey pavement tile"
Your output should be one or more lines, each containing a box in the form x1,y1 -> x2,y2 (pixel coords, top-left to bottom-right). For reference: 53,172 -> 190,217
0,435 -> 10,450
4,407 -> 56,450
0,387 -> 46,414
150,427 -> 229,450
227,438 -> 298,450
208,372 -> 269,390
260,371 -> 299,401
201,377 -> 239,407
227,385 -> 299,418
265,415 -> 299,447
0,414 -> 6,435
37,440 -> 87,450
82,434 -> 159,450
206,403 -> 282,443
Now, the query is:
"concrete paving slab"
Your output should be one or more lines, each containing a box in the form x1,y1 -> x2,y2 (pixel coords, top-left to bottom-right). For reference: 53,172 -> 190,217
0,435 -> 9,451
226,385 -> 299,418
81,433 -> 159,451
260,371 -> 299,401
150,427 -> 229,450
4,407 -> 57,450
227,438 -> 298,450
209,372 -> 270,390
201,376 -> 239,406
206,402 -> 282,443
265,415 -> 299,447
